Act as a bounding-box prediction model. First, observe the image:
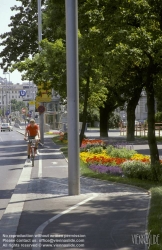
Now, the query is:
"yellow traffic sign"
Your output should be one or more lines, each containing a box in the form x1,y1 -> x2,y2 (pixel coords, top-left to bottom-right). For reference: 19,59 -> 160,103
36,95 -> 51,103
36,84 -> 51,103
29,100 -> 35,105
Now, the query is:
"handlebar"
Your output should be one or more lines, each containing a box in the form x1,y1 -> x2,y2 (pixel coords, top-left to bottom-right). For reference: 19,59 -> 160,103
24,137 -> 38,142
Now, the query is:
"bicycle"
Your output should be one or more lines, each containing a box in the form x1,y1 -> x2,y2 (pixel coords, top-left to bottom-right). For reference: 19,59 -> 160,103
25,138 -> 37,167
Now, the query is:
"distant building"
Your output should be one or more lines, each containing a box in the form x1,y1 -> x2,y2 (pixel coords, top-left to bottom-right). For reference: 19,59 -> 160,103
135,90 -> 148,121
0,78 -> 37,108
118,90 -> 154,122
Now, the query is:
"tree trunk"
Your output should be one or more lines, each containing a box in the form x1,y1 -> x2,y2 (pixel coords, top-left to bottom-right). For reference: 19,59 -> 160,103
127,105 -> 136,141
145,72 -> 159,181
99,104 -> 109,137
80,76 -> 90,146
146,84 -> 159,164
127,87 -> 143,141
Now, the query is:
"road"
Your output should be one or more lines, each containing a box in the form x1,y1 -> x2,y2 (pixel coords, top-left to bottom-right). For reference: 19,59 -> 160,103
0,128 -> 27,220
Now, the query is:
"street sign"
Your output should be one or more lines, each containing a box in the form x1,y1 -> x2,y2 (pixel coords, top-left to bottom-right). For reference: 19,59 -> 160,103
5,110 -> 10,115
29,100 -> 35,105
29,100 -> 35,111
37,105 -> 45,113
36,84 -> 51,103
19,90 -> 26,96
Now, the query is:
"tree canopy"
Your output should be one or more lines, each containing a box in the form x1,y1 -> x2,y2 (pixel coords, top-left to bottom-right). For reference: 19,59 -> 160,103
1,0 -> 162,166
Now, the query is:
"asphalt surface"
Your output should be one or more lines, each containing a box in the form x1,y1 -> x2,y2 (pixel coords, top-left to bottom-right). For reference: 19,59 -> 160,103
0,129 -> 27,220
0,128 -> 152,250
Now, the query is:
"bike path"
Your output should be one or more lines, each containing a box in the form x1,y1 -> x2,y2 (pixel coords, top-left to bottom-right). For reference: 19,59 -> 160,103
1,130 -> 150,250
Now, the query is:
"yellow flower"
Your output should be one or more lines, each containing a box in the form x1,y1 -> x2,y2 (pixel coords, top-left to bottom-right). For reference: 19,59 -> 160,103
131,154 -> 150,162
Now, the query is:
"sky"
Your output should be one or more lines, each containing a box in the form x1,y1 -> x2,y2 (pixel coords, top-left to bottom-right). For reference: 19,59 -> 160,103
0,0 -> 23,84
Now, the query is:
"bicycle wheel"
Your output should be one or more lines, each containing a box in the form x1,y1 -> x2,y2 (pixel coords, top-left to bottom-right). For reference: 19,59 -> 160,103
31,148 -> 35,167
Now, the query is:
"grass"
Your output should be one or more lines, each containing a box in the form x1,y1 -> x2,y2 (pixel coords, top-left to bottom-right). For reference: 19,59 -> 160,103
52,135 -> 162,250
52,136 -> 68,158
147,186 -> 162,249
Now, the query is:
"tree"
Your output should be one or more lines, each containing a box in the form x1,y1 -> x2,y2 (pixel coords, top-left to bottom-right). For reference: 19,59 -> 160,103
2,0 -> 162,171
0,0 -> 47,71
155,112 -> 162,123
99,0 -> 162,172
11,99 -> 26,112
9,1 -> 109,146
80,0 -> 162,172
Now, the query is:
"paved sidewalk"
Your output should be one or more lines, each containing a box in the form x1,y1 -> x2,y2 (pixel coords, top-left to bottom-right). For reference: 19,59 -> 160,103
0,128 -> 150,250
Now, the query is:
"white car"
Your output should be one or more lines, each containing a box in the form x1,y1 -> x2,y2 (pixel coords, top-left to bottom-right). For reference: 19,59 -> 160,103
1,123 -> 13,132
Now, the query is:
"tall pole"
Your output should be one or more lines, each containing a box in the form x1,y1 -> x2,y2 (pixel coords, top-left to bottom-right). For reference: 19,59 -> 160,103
4,78 -> 8,122
65,0 -> 80,195
8,73 -> 11,115
37,0 -> 44,144
2,88 -> 5,117
37,0 -> 42,50
32,83 -> 35,119
3,72 -> 11,117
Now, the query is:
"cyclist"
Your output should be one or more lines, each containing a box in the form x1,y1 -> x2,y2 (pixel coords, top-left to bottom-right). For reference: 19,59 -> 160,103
24,118 -> 40,162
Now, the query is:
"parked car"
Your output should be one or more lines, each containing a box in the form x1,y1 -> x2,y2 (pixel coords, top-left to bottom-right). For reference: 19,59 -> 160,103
1,123 -> 13,132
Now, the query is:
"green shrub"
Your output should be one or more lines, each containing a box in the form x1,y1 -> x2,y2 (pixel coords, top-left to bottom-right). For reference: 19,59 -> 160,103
89,146 -> 103,154
80,144 -> 105,152
105,145 -> 114,154
155,111 -> 162,123
106,146 -> 137,159
121,161 -> 153,180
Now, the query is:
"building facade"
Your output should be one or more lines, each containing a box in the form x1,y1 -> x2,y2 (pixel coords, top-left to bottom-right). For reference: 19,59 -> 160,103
0,77 -> 37,117
119,91 -> 150,123
0,76 -> 62,129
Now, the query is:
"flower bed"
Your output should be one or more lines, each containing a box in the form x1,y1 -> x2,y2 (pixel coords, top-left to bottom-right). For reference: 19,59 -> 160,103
80,139 -> 161,180
89,165 -> 123,176
46,131 -> 61,135
80,152 -> 127,165
81,139 -> 105,146
59,132 -> 68,143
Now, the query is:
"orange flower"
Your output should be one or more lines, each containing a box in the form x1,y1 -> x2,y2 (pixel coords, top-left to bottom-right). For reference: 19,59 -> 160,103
81,139 -> 105,147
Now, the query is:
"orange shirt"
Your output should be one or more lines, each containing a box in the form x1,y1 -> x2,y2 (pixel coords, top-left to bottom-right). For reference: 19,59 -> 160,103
26,124 -> 39,136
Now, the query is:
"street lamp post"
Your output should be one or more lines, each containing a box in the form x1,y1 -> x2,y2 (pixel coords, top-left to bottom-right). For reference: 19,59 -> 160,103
3,72 -> 11,117
3,78 -> 9,122
37,0 -> 44,144
65,0 -> 80,195
2,94 -> 6,117
3,72 -> 10,83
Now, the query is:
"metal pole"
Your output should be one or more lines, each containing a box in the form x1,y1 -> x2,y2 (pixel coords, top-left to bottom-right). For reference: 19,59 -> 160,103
3,72 -> 11,117
29,80 -> 31,99
2,88 -> 5,117
32,84 -> 35,119
65,0 -> 80,195
8,74 -> 11,116
37,0 -> 42,50
37,0 -> 44,144
9,91 -> 11,115
4,78 -> 8,122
